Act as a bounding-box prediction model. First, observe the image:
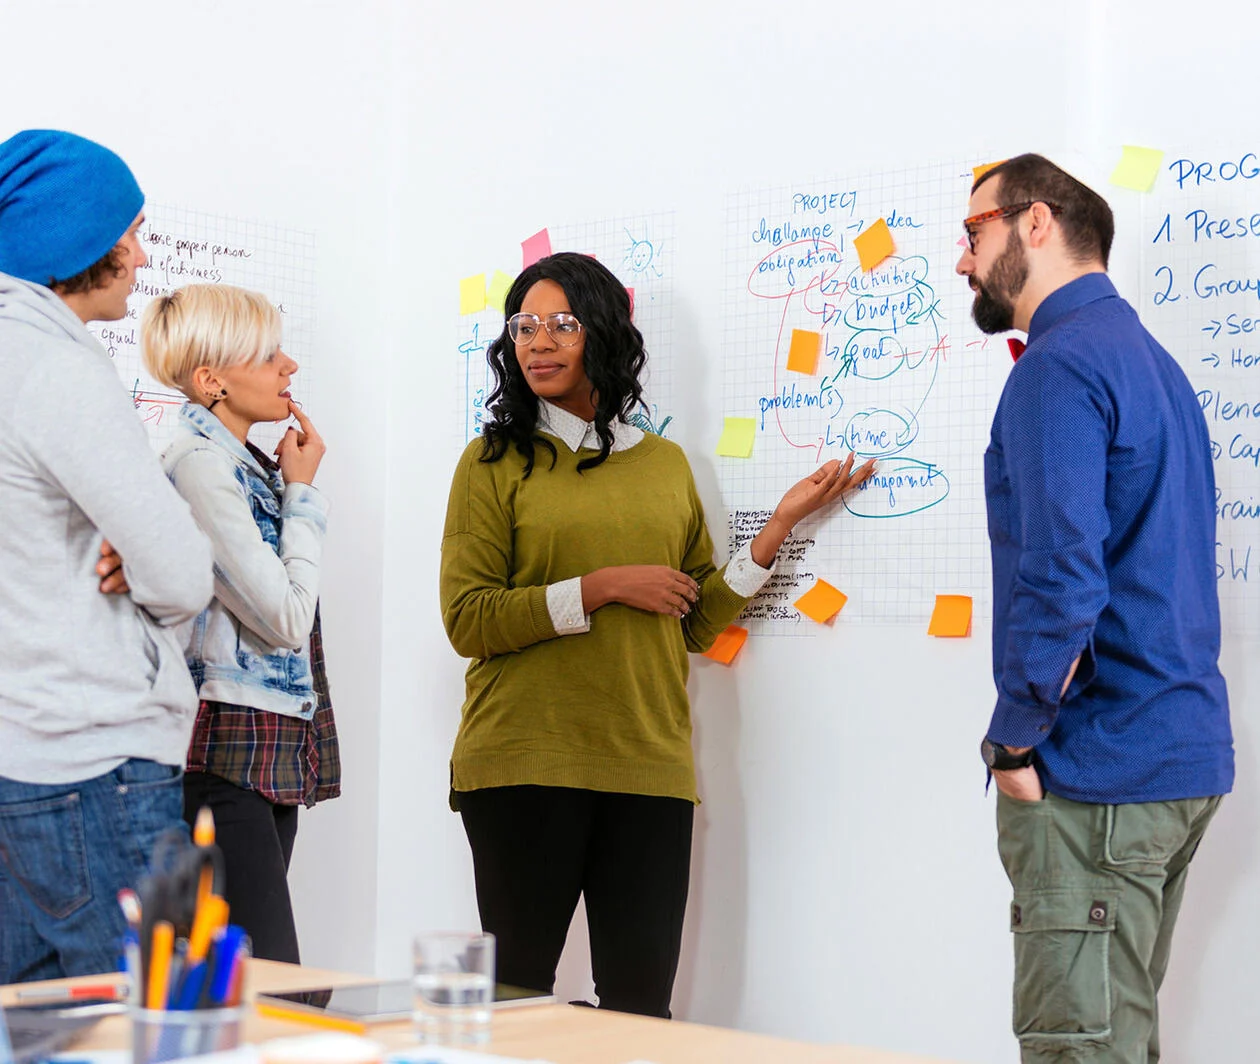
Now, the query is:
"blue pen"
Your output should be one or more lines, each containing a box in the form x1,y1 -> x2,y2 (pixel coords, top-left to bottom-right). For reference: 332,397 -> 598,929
174,961 -> 209,1010
208,926 -> 247,1006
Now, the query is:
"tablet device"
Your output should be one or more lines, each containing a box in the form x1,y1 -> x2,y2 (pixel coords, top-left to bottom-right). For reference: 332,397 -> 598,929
256,980 -> 554,1023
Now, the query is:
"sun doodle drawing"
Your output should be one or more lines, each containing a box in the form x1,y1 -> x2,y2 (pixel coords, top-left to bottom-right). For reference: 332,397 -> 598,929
622,226 -> 665,279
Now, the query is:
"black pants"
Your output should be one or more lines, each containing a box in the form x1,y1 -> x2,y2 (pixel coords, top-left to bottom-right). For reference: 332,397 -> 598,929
182,771 -> 301,964
458,785 -> 694,1019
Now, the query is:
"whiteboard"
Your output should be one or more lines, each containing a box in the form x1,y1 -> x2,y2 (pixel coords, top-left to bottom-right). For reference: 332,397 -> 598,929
87,204 -> 318,452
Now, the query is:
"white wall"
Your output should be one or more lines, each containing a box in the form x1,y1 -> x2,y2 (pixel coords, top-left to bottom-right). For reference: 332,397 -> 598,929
0,0 -> 394,975
4,2 -> 1259,1061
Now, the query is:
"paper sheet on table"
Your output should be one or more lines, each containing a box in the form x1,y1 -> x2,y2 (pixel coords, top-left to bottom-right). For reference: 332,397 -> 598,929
390,1047 -> 553,1064
927,594 -> 972,637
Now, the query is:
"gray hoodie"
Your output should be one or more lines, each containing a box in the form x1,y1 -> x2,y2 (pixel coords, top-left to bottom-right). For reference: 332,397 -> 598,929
0,273 -> 213,783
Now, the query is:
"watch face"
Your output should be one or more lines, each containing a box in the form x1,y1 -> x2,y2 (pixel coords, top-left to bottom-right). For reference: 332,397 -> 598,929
980,738 -> 998,767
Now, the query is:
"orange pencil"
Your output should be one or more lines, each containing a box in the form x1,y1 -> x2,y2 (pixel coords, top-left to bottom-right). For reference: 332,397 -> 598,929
146,920 -> 174,1010
193,806 -> 216,912
254,1002 -> 368,1034
188,894 -> 229,964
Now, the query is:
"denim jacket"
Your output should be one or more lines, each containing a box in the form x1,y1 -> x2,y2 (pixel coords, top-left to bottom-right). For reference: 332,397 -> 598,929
161,403 -> 329,720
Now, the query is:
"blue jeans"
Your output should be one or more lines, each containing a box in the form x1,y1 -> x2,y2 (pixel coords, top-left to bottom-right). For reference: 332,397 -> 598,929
0,759 -> 187,983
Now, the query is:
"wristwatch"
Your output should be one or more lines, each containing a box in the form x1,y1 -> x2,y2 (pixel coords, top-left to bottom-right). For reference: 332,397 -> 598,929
981,738 -> 1036,771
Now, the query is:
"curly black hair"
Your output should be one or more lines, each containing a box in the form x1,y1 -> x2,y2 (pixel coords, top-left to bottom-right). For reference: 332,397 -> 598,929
479,251 -> 646,476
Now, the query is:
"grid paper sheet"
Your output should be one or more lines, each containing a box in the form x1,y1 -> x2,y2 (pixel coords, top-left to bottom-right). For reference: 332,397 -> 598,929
456,212 -> 676,446
1140,148 -> 1260,635
88,205 -> 318,453
720,161 -> 1009,630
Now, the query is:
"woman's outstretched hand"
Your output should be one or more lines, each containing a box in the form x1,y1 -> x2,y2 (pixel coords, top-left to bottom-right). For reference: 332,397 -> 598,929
775,452 -> 876,528
750,452 -> 877,567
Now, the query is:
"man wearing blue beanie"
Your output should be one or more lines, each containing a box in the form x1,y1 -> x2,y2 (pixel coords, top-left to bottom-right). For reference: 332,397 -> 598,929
0,131 -> 214,982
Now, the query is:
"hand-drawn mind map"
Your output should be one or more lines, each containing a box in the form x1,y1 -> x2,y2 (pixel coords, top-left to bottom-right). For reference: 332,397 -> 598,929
88,206 -> 318,454
457,212 -> 676,445
721,163 -> 1012,629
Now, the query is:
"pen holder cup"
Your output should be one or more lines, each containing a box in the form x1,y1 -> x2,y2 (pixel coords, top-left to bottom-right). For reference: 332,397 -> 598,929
131,1005 -> 244,1064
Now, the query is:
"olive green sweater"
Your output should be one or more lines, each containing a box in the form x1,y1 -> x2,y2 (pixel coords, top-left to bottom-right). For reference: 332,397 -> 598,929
440,431 -> 752,803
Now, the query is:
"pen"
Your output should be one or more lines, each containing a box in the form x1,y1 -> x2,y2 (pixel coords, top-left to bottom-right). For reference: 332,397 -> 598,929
192,806 -> 216,913
15,983 -> 125,1003
207,926 -> 247,1006
254,1002 -> 368,1035
146,921 -> 175,1011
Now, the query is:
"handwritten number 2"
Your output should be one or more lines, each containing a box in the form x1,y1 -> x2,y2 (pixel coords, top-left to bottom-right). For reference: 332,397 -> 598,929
1153,266 -> 1180,305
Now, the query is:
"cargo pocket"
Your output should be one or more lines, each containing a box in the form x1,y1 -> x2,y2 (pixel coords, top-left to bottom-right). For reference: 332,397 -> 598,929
0,792 -> 91,919
1010,888 -> 1117,1051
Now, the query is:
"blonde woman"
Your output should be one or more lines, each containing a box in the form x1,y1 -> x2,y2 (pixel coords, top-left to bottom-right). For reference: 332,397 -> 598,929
140,284 -> 338,962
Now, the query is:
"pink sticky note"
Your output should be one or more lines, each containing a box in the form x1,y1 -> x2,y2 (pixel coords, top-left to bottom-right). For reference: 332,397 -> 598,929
522,229 -> 552,268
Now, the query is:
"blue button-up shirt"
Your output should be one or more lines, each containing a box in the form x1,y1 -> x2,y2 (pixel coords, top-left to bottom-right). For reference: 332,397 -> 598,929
985,272 -> 1234,803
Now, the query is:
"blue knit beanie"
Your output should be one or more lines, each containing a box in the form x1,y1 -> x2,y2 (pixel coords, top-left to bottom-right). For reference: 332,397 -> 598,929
0,130 -> 144,286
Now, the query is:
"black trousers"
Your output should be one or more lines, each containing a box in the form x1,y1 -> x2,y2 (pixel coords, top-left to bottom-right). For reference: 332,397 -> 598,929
458,785 -> 694,1019
182,771 -> 301,964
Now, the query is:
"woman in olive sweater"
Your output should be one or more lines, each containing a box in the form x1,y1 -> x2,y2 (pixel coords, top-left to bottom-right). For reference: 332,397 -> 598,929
440,252 -> 873,1018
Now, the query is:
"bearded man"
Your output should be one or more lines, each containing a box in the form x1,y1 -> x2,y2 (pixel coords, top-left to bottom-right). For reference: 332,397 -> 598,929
957,153 -> 1233,1063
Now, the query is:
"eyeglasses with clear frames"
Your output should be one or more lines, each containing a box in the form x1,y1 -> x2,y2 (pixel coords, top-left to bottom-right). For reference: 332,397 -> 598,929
507,312 -> 584,346
963,201 -> 1063,253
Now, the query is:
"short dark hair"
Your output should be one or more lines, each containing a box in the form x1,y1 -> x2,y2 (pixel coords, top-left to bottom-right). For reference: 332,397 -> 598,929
48,243 -> 127,294
974,153 -> 1114,268
480,252 -> 646,476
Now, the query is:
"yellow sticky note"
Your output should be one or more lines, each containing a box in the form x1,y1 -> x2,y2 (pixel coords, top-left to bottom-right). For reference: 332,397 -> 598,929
972,160 -> 1005,185
794,579 -> 848,624
786,328 -> 822,375
1110,145 -> 1165,193
927,594 -> 973,637
703,625 -> 749,665
486,270 -> 514,313
716,417 -> 757,458
459,274 -> 487,315
854,218 -> 895,272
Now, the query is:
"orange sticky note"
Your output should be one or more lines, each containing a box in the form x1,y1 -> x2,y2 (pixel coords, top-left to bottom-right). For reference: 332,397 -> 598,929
703,625 -> 749,665
928,594 -> 973,637
794,579 -> 848,624
854,218 -> 895,272
786,328 -> 821,374
972,160 -> 1005,185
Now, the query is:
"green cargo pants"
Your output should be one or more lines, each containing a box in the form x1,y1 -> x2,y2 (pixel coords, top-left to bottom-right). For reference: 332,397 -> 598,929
996,790 -> 1221,1063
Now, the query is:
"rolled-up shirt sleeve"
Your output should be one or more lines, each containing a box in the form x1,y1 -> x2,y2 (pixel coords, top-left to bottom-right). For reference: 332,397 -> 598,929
546,577 -> 590,636
723,540 -> 775,597
986,352 -> 1111,748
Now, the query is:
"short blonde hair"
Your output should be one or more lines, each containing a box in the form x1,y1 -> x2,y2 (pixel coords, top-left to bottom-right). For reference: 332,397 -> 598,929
141,284 -> 282,398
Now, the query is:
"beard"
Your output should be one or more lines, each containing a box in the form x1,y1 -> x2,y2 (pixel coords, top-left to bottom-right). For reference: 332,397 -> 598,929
970,226 -> 1028,334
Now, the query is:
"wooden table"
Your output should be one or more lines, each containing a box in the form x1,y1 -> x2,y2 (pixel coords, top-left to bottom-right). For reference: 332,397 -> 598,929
2,962 -> 965,1064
